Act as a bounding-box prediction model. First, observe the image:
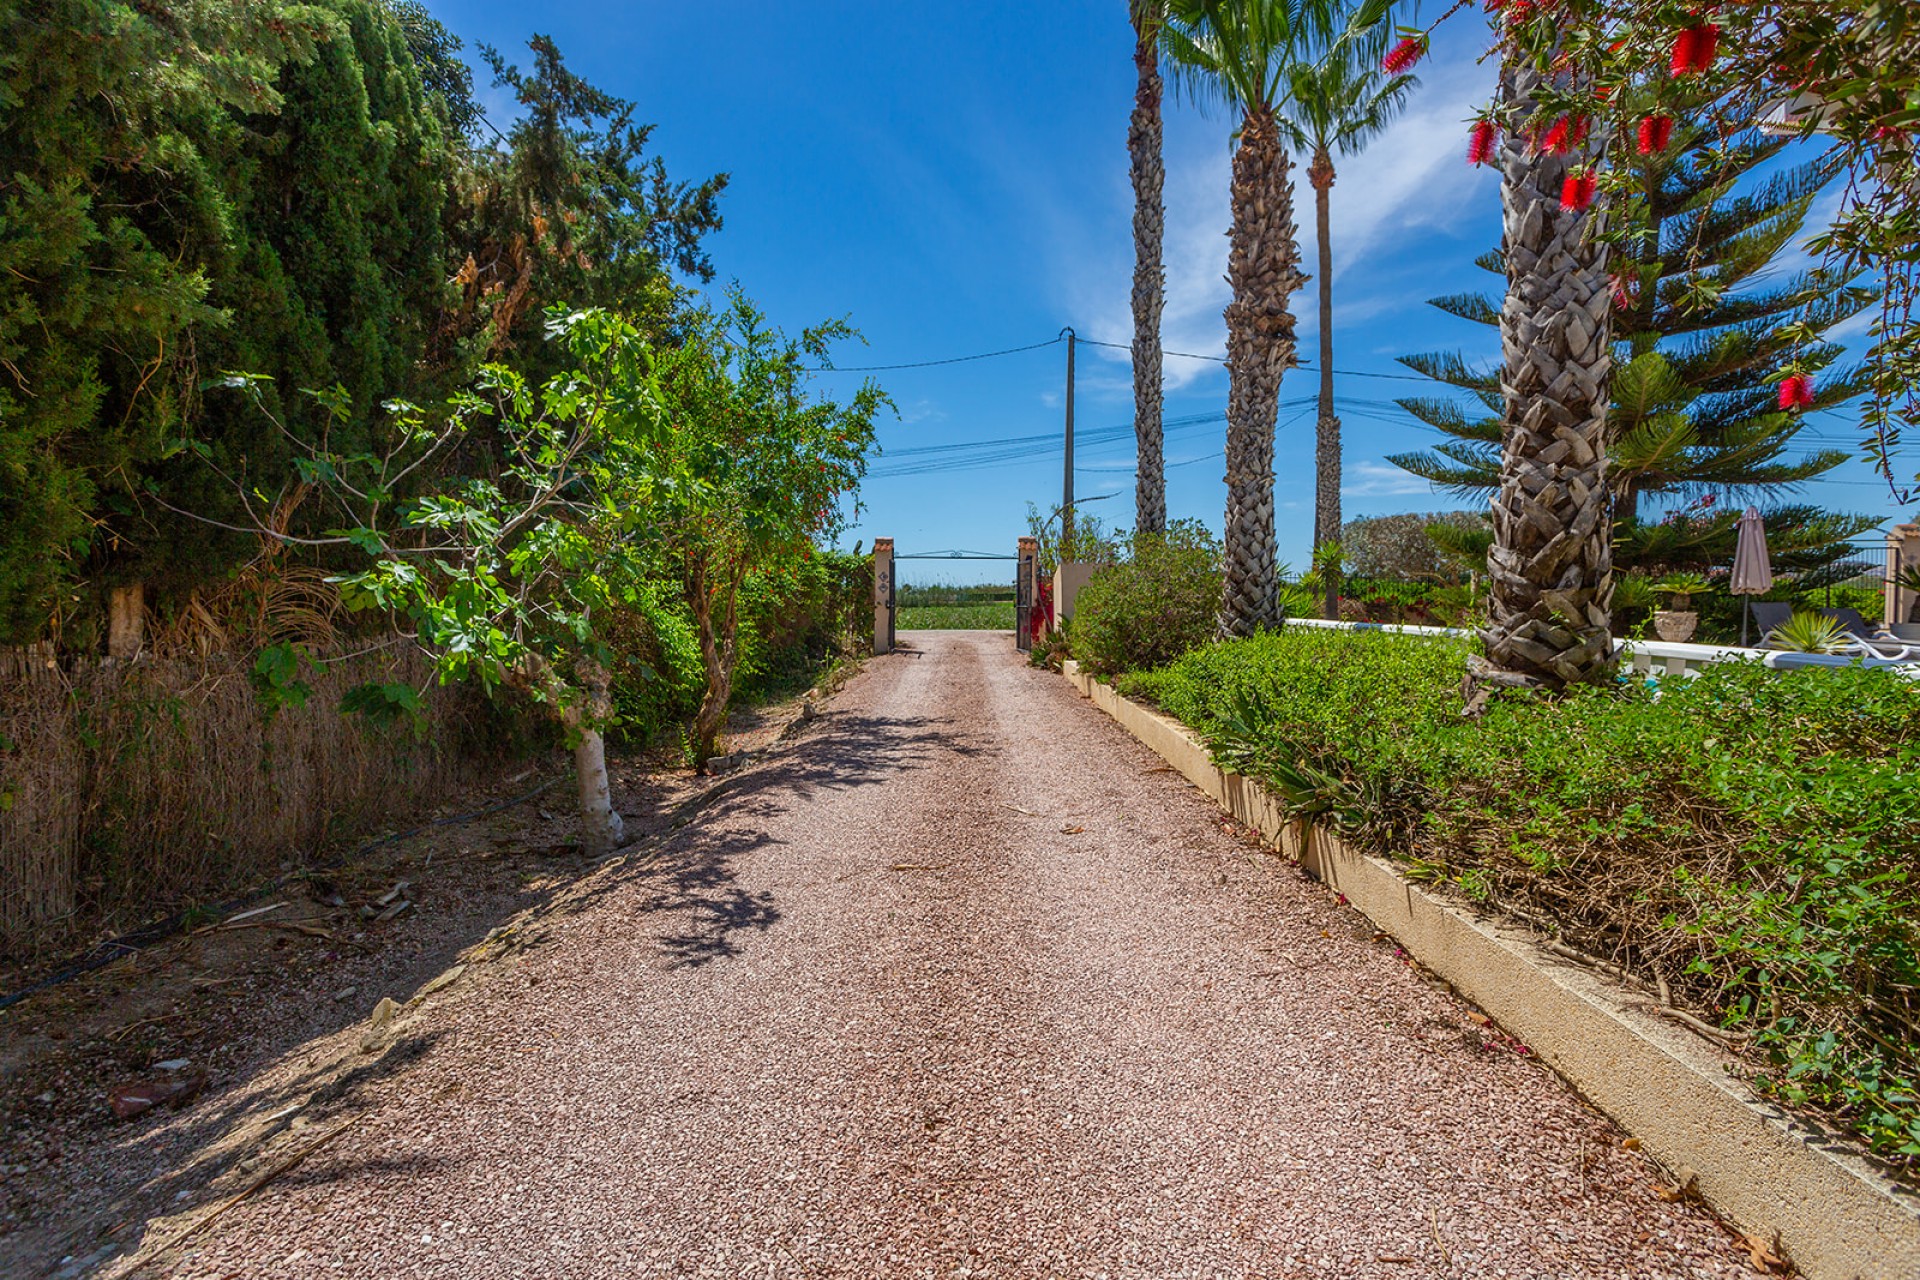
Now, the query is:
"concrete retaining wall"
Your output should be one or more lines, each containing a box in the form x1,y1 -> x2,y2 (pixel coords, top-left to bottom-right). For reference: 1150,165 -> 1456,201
1061,660 -> 1920,1280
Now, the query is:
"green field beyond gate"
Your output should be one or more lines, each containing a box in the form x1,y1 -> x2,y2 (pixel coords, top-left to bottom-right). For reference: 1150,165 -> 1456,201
897,583 -> 1017,630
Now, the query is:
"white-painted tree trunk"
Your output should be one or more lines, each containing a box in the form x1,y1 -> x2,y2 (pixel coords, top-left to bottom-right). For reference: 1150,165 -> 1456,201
107,584 -> 145,659
572,725 -> 623,856
561,659 -> 624,856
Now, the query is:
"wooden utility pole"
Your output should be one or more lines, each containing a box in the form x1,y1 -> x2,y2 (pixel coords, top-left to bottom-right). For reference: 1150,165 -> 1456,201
1062,328 -> 1076,555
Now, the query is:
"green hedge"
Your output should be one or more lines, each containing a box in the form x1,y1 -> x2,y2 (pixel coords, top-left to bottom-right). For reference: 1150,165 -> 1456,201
1072,520 -> 1222,677
1121,629 -> 1920,1171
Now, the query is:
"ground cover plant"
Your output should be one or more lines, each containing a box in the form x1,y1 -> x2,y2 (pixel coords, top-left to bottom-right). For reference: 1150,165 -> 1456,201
1119,628 -> 1920,1172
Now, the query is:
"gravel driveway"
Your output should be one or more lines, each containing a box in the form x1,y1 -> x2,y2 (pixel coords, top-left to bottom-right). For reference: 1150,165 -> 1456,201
106,631 -> 1748,1279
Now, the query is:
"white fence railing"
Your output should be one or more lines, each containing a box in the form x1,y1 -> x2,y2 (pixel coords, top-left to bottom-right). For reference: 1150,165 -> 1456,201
1279,616 -> 1920,678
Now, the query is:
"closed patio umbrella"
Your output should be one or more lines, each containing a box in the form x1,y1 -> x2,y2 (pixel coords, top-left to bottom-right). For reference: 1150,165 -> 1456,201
1731,505 -> 1774,646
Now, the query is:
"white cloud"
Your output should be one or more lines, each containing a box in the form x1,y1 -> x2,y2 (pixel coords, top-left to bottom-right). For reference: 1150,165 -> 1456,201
1057,53 -> 1495,397
899,398 -> 948,425
1342,459 -> 1436,498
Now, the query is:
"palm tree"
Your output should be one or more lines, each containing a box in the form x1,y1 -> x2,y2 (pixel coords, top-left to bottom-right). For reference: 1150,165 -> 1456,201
1274,19 -> 1416,617
1130,0 -> 1169,536
1163,0 -> 1333,636
1469,57 -> 1617,707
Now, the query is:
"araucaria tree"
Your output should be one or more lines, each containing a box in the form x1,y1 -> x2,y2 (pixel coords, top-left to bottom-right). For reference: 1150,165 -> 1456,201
1164,0 -> 1326,637
1129,0 -> 1168,535
1476,47 -> 1618,697
646,292 -> 887,769
1275,12 -> 1416,614
1391,100 -> 1877,586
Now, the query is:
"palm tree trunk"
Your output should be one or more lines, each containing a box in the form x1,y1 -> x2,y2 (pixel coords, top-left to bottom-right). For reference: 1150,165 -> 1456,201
1310,146 -> 1340,619
1219,107 -> 1303,638
1475,63 -> 1616,700
1129,15 -> 1167,536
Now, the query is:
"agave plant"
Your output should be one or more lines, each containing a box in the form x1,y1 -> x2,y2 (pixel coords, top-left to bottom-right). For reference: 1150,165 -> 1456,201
1766,610 -> 1850,654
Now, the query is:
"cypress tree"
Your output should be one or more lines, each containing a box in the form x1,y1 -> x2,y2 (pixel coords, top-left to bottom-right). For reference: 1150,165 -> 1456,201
132,0 -> 455,598
1388,111 -> 1880,584
0,0 -> 332,643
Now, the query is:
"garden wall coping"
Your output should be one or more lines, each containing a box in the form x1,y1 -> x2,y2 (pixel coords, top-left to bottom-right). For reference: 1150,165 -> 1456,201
1060,658 -> 1920,1280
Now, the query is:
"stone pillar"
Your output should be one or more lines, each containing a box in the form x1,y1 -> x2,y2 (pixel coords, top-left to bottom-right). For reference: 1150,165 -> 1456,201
872,538 -> 894,655
1053,562 -> 1097,623
107,583 -> 145,660
1016,537 -> 1039,652
1889,523 -> 1920,628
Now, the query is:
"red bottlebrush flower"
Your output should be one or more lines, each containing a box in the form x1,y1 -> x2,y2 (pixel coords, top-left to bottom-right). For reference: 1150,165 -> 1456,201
1570,114 -> 1591,147
1778,375 -> 1815,410
1609,273 -> 1633,310
1670,24 -> 1720,75
1560,172 -> 1597,212
1540,116 -> 1572,155
1637,115 -> 1674,154
1468,120 -> 1500,166
1504,0 -> 1535,27
1382,36 -> 1424,75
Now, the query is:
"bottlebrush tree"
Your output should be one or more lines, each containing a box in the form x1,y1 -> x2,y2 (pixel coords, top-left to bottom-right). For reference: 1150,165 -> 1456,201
1442,0 -> 1920,500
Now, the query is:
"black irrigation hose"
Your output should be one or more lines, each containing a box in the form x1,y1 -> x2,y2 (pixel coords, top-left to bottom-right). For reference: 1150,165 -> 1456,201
0,776 -> 565,1014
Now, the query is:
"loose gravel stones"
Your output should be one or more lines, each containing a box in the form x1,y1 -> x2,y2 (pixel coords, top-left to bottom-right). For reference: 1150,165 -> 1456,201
82,632 -> 1748,1278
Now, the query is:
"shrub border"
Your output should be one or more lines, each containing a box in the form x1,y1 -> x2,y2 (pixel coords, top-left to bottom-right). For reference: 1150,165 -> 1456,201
1061,658 -> 1920,1280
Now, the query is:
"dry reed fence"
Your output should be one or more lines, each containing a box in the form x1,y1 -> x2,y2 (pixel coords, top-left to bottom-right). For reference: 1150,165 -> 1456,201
0,642 -> 493,955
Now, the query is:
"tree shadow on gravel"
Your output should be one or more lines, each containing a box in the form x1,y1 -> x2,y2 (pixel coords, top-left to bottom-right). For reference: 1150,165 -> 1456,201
640,830 -> 782,969
1,706 -> 994,1277
31,1029 -> 454,1276
720,710 -> 994,810
560,709 -> 993,969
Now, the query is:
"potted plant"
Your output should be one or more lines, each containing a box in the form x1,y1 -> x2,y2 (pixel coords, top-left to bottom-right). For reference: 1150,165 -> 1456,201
1651,573 -> 1710,642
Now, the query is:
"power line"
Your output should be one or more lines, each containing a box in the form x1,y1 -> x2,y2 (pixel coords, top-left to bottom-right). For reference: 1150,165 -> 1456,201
803,331 -> 1429,380
809,336 -> 1063,374
1076,335 -> 1434,381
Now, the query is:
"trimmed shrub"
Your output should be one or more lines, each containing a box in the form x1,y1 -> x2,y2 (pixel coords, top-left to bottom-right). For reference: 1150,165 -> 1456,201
1122,629 -> 1920,1172
1072,520 -> 1221,677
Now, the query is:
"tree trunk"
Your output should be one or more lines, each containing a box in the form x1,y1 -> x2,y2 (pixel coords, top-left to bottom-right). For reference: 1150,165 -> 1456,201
566,659 -> 625,856
1477,62 -> 1616,698
1310,147 -> 1340,620
687,559 -> 740,769
1219,108 -> 1303,638
107,583 -> 145,659
1129,16 -> 1167,537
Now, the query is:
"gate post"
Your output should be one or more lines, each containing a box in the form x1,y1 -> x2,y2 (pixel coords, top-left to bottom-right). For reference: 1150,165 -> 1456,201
1016,536 -> 1038,652
872,538 -> 895,655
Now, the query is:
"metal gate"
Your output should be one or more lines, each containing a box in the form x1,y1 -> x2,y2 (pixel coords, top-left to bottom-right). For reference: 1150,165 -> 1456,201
885,556 -> 896,653
1015,556 -> 1034,652
890,551 -> 1020,642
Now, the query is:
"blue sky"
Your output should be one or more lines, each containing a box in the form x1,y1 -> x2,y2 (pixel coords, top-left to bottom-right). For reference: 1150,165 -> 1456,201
434,0 -> 1907,586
